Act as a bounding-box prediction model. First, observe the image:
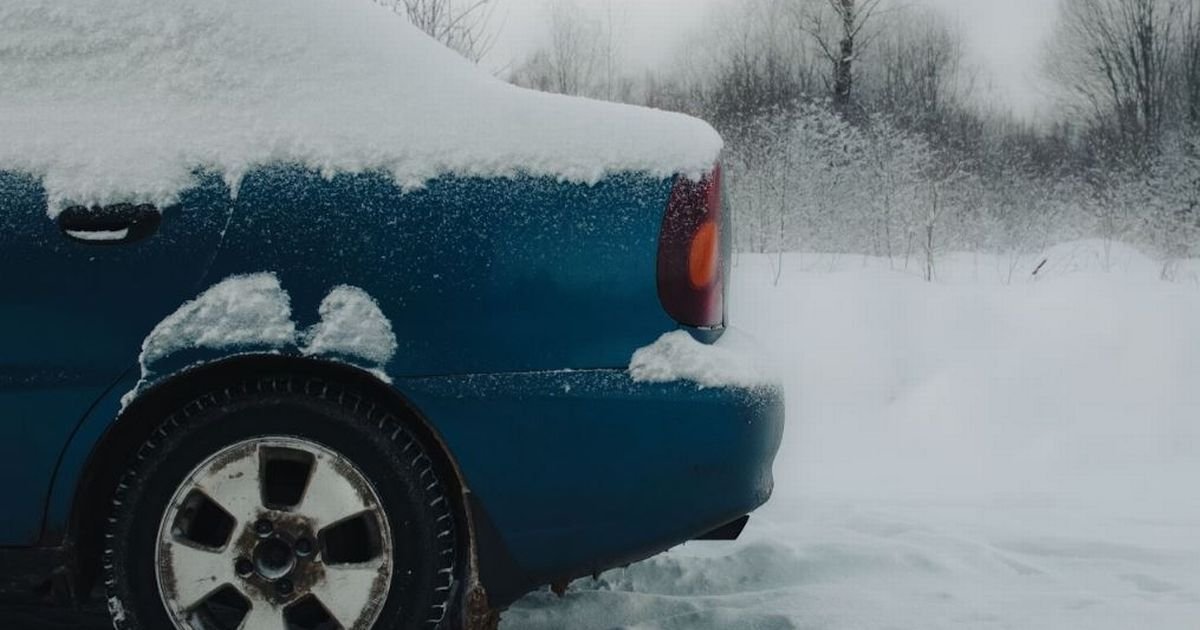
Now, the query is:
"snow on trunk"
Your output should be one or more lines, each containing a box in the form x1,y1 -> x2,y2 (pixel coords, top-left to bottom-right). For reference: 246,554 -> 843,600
0,0 -> 722,216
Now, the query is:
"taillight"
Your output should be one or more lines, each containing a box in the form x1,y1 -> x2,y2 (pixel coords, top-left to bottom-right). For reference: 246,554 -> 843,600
657,165 -> 724,327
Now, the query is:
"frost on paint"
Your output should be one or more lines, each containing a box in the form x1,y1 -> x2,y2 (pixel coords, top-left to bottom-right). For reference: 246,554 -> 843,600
301,285 -> 398,367
138,273 -> 297,371
629,329 -> 778,390
0,0 -> 723,216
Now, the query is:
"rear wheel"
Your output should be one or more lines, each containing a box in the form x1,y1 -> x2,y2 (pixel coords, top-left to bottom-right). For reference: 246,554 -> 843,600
103,378 -> 460,629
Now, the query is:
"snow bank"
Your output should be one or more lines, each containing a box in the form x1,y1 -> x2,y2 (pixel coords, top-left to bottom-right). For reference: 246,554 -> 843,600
0,0 -> 722,215
301,285 -> 397,366
138,273 -> 296,369
508,499 -> 1200,630
629,329 -> 778,390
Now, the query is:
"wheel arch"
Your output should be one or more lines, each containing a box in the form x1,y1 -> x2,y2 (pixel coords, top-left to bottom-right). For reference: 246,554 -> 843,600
67,355 -> 476,610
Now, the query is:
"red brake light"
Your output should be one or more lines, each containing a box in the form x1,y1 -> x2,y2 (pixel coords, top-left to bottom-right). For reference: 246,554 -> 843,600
657,165 -> 724,327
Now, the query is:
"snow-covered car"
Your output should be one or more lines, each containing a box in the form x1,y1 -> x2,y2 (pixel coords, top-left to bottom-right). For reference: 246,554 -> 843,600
0,0 -> 783,628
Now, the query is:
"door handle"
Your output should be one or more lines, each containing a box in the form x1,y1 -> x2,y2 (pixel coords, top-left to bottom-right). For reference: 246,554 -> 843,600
58,203 -> 161,245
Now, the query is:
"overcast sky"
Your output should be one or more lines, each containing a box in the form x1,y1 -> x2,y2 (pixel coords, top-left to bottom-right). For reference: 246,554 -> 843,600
485,0 -> 1062,119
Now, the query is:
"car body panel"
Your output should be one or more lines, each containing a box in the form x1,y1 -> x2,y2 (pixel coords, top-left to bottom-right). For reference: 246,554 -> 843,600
206,166 -> 680,376
0,172 -> 232,544
401,369 -> 784,606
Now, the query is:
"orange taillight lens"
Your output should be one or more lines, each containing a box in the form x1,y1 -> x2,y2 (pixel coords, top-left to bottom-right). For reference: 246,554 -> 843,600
656,165 -> 724,327
688,221 -> 719,288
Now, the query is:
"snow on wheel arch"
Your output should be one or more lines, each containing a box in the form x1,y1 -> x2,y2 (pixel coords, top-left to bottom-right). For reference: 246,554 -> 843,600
127,275 -> 398,404
137,272 -> 297,371
0,0 -> 723,216
301,285 -> 398,375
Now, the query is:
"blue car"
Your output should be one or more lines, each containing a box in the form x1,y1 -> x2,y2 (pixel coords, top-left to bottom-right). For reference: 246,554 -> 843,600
0,3 -> 783,629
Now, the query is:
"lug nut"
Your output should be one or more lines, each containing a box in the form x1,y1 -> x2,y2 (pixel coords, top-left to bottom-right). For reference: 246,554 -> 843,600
235,557 -> 254,578
276,578 -> 294,597
254,518 -> 273,537
295,538 -> 314,557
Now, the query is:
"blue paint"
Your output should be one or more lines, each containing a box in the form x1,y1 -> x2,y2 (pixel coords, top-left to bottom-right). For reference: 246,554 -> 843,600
1,166 -> 782,595
206,166 -> 681,375
0,171 -> 232,544
401,370 -> 783,582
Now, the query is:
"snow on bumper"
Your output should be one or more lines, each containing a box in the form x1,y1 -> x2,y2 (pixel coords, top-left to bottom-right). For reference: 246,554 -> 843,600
629,328 -> 781,390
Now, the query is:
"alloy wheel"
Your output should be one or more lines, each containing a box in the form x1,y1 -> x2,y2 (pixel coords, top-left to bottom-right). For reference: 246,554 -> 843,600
154,437 -> 393,630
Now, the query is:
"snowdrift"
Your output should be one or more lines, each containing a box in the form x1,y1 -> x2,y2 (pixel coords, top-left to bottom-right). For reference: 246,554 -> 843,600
0,0 -> 722,215
734,241 -> 1200,502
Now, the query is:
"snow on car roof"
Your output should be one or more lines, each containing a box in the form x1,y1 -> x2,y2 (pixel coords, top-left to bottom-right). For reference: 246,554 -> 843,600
0,0 -> 723,216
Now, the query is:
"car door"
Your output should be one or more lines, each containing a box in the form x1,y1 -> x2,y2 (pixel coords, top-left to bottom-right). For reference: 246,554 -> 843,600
0,171 -> 233,545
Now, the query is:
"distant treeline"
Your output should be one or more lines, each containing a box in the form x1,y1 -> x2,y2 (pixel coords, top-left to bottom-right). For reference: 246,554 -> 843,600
495,0 -> 1200,280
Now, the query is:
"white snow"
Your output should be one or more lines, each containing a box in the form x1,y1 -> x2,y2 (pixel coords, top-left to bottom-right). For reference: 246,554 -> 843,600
0,0 -> 722,216
508,241 -> 1200,630
130,279 -> 396,403
138,273 -> 296,369
629,329 -> 779,390
301,285 -> 397,366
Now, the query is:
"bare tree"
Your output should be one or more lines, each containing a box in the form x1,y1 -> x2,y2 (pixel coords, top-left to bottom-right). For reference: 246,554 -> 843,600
1181,2 -> 1200,127
378,0 -> 499,62
509,0 -> 617,98
675,0 -> 819,128
1047,0 -> 1188,149
796,0 -> 885,116
868,8 -> 967,136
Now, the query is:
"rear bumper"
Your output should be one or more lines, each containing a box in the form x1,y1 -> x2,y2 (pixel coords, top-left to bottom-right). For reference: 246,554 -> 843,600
399,368 -> 785,608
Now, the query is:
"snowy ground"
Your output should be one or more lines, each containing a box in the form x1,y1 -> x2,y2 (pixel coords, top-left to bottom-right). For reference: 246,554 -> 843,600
505,241 -> 1200,630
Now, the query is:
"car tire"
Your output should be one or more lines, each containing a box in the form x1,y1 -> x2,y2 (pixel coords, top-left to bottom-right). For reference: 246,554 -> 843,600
102,376 -> 460,630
